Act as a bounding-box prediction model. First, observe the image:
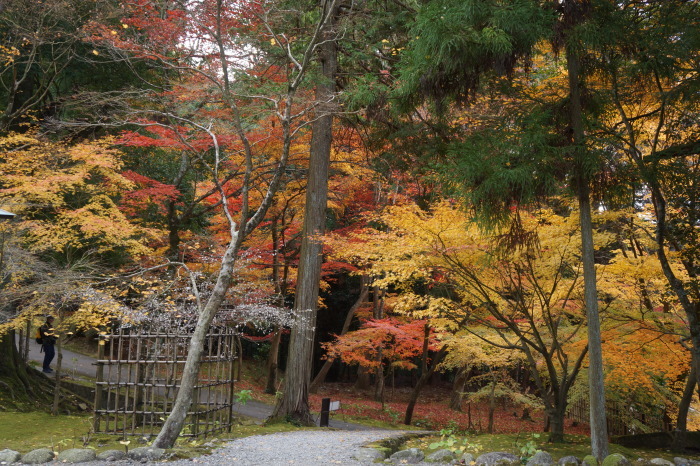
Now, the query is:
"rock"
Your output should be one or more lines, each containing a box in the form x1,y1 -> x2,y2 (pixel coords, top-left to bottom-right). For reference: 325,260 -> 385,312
632,459 -> 653,466
353,448 -> 386,462
527,451 -> 554,466
426,449 -> 455,463
96,450 -> 126,461
602,454 -> 631,466
462,453 -> 476,464
559,456 -> 581,466
0,449 -> 21,464
389,448 -> 425,464
674,459 -> 700,466
127,446 -> 166,461
476,452 -> 521,466
20,448 -> 54,464
583,455 -> 598,466
56,449 -> 96,463
650,460 -> 674,466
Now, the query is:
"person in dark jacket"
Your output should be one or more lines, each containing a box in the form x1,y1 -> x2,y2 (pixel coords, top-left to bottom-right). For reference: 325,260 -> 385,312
40,316 -> 57,373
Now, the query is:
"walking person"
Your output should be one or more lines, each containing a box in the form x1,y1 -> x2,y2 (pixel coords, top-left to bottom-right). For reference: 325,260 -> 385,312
40,316 -> 57,373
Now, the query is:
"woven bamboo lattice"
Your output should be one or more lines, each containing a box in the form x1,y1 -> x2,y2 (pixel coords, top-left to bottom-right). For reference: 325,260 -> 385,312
92,326 -> 237,438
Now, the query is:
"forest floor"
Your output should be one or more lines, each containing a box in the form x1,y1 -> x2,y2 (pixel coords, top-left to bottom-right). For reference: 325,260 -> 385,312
234,364 -> 589,435
20,335 -> 564,435
5,347 -> 700,463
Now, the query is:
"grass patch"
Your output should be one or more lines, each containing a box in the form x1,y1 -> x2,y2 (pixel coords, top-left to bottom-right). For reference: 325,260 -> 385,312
0,412 -> 94,452
330,413 -> 417,431
0,410 -> 317,456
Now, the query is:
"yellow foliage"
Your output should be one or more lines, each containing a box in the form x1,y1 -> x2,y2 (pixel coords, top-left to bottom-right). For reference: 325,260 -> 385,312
328,199 -> 691,406
0,134 -> 156,258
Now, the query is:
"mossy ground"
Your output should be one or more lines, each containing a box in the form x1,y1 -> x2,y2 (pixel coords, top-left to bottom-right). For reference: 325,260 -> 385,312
0,410 -> 316,456
406,433 -> 700,463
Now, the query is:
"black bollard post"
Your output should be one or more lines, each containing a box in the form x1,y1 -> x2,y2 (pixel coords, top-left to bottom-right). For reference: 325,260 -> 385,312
320,397 -> 331,427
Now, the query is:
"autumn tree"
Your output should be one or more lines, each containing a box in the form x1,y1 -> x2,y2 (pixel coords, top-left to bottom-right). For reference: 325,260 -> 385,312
586,1 -> 700,446
0,0 -> 150,133
0,133 -> 153,263
80,0 -> 349,445
0,132 -> 151,402
384,0 -> 696,455
336,202 -> 595,438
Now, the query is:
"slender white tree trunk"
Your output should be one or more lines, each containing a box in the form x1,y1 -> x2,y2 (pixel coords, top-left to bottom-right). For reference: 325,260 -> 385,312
153,237 -> 238,448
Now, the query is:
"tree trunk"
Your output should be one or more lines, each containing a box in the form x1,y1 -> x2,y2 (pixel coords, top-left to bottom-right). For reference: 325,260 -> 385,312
265,215 -> 287,395
354,365 -> 371,390
672,366 -> 697,452
403,325 -> 447,425
22,319 -> 30,362
487,376 -> 496,434
403,348 -> 447,425
153,234 -> 240,448
449,366 -> 470,411
548,404 -> 567,443
51,335 -> 63,415
566,40 -> 609,460
310,277 -> 368,392
270,4 -> 337,424
0,330 -> 33,395
372,286 -> 385,403
265,327 -> 282,395
374,348 -> 385,404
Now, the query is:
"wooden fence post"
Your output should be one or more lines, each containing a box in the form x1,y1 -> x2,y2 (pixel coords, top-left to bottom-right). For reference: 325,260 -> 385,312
93,335 -> 106,433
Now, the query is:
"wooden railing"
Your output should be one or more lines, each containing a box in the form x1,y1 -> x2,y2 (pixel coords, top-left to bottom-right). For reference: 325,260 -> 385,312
567,398 -> 673,436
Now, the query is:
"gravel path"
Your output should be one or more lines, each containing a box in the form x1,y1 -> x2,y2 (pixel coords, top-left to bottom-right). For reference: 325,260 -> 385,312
72,429 -> 421,465
166,430 -> 414,465
17,336 -> 422,463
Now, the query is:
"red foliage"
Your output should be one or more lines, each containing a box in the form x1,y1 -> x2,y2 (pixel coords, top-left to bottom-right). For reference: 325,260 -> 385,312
118,124 -> 239,152
308,383 -> 591,435
324,318 -> 439,370
120,170 -> 180,217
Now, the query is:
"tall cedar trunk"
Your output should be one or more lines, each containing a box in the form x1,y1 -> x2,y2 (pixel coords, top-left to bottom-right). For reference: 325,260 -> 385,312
403,325 -> 447,425
449,366 -> 469,411
566,38 -> 609,459
270,6 -> 337,424
672,366 -> 697,452
310,277 -> 368,392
